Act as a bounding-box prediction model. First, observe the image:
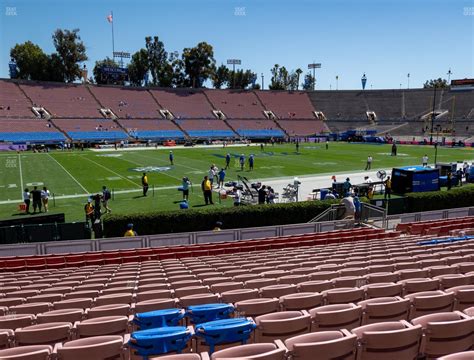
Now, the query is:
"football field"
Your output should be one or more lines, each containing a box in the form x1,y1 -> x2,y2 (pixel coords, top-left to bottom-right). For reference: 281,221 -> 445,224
0,142 -> 472,222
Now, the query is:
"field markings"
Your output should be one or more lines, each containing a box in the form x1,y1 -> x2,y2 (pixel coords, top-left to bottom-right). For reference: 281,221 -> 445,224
46,154 -> 89,194
118,156 -> 183,182
80,155 -> 142,189
128,151 -> 206,174
18,154 -> 24,198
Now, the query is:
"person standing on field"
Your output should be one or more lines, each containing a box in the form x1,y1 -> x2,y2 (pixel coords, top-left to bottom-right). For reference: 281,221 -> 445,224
169,151 -> 174,165
23,188 -> 31,214
31,186 -> 42,213
225,153 -> 231,169
201,176 -> 213,205
422,154 -> 429,167
365,155 -> 373,170
102,186 -> 112,213
142,172 -> 149,197
41,187 -> 50,213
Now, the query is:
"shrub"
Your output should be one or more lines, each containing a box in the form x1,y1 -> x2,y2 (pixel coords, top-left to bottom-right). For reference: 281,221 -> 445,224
103,200 -> 337,237
405,185 -> 474,213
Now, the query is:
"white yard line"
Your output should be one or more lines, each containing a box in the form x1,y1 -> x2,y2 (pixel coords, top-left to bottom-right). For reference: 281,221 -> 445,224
46,153 -> 89,194
80,156 -> 142,189
18,154 -> 24,198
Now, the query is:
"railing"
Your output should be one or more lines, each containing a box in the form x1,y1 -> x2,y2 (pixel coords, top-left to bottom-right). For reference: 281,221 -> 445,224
360,202 -> 387,228
308,204 -> 345,223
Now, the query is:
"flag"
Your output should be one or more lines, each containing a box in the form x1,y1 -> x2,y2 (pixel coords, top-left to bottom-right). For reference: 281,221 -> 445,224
106,13 -> 113,23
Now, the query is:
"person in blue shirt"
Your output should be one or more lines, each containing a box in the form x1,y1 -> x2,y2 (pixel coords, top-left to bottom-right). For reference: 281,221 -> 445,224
343,177 -> 352,197
239,154 -> 245,171
169,151 -> 174,165
218,168 -> 226,188
225,153 -> 231,169
248,154 -> 254,171
353,195 -> 361,223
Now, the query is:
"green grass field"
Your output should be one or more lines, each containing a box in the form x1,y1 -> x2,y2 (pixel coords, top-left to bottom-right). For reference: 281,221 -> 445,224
1,142 -> 472,222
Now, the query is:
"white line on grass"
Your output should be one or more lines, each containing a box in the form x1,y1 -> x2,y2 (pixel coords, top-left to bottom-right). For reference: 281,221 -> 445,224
79,155 -> 142,189
18,154 -> 24,198
46,153 -> 89,194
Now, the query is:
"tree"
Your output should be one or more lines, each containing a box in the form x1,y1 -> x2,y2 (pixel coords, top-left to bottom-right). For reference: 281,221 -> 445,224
295,68 -> 303,90
212,64 -> 229,89
51,28 -> 88,82
269,64 -> 290,90
10,41 -> 50,80
226,69 -> 258,89
93,58 -> 125,85
287,70 -> 299,91
145,36 -> 169,86
182,42 -> 216,88
302,72 -> 316,90
128,49 -> 149,86
424,78 -> 449,89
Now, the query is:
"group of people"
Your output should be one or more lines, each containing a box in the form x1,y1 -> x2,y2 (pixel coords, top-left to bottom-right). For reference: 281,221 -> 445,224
23,186 -> 50,214
84,186 -> 112,225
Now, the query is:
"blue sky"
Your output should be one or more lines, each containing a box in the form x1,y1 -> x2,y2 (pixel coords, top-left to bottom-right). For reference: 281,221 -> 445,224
0,0 -> 473,89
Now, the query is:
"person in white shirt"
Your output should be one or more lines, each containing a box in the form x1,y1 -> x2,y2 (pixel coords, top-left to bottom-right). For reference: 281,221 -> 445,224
422,155 -> 429,167
364,176 -> 373,184
365,156 -> 373,170
23,188 -> 31,214
41,187 -> 50,213
233,187 -> 242,206
208,165 -> 216,187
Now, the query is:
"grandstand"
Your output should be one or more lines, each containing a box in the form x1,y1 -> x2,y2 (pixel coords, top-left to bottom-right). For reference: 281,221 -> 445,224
1,80 -> 474,144
0,214 -> 474,358
0,118 -> 65,142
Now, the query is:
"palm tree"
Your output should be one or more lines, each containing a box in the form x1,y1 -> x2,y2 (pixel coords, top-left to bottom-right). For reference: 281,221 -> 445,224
296,68 -> 303,90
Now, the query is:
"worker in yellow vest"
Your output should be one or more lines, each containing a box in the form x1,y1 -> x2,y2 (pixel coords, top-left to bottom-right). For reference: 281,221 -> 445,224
124,223 -> 137,237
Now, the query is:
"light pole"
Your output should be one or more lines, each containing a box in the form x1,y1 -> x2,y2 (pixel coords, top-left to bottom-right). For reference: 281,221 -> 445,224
361,73 -> 367,90
227,59 -> 241,89
407,73 -> 410,89
261,73 -> 264,90
336,75 -> 339,90
430,84 -> 437,145
307,62 -> 321,91
434,124 -> 441,164
447,69 -> 452,84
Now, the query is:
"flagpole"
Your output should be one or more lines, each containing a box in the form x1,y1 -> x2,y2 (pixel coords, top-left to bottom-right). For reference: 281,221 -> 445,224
111,11 -> 115,58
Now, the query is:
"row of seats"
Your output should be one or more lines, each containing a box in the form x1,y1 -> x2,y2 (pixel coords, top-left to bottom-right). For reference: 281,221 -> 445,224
2,308 -> 473,359
396,216 -> 474,235
0,227 -> 388,271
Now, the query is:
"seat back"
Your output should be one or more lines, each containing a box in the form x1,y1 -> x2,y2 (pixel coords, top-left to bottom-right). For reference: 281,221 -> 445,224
57,335 -> 124,360
254,311 -> 311,342
0,345 -> 52,360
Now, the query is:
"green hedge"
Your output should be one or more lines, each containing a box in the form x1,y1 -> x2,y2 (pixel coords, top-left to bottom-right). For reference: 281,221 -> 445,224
405,185 -> 474,213
103,200 -> 338,237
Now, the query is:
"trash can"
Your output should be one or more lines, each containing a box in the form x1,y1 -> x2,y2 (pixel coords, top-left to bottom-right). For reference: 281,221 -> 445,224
133,308 -> 185,330
194,318 -> 256,353
186,303 -> 234,324
320,188 -> 329,200
129,326 -> 193,359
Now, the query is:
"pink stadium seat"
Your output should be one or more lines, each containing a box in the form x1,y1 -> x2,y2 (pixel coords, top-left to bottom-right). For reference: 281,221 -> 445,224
0,345 -> 53,360
254,311 -> 311,342
133,299 -> 179,313
55,335 -> 126,360
438,352 -> 474,359
220,289 -> 260,303
15,322 -> 72,346
358,297 -> 410,324
283,330 -> 357,360
75,316 -> 129,337
210,343 -> 286,360
36,308 -> 84,324
404,290 -> 454,319
351,321 -> 422,360
235,298 -> 280,317
411,311 -> 474,358
309,303 -> 362,331
280,292 -> 323,311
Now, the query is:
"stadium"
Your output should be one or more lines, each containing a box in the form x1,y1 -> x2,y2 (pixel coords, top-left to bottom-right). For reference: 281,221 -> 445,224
0,0 -> 474,359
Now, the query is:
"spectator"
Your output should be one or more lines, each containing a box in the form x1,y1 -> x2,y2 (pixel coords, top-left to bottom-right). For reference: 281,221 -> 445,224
201,176 -> 213,205
169,151 -> 174,165
218,168 -> 226,188
267,187 -> 276,204
124,223 -> 137,237
258,185 -> 267,204
23,188 -> 31,214
384,176 -> 392,199
447,171 -> 452,190
208,165 -> 217,187
233,186 -> 242,206
41,186 -> 50,213
343,177 -> 352,197
225,153 -> 231,169
93,193 -> 102,220
248,154 -> 254,171
325,190 -> 336,200
456,168 -> 463,186
84,199 -> 94,225
31,186 -> 42,213
239,154 -> 245,171
340,195 -> 356,219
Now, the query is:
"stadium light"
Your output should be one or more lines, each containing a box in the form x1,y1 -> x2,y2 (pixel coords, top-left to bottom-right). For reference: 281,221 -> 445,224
261,73 -> 264,90
447,69 -> 452,84
307,63 -> 321,91
227,59 -> 242,89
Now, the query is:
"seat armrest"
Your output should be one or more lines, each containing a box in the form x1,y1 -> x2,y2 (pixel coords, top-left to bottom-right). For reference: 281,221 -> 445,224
53,341 -> 63,354
274,339 -> 287,350
301,310 -> 310,316
340,328 -> 353,337
200,352 -> 211,360
123,333 -> 131,345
